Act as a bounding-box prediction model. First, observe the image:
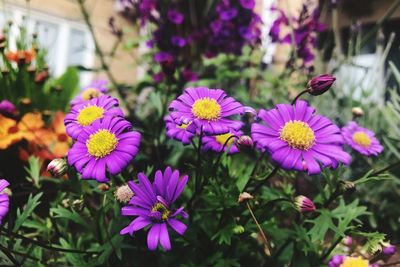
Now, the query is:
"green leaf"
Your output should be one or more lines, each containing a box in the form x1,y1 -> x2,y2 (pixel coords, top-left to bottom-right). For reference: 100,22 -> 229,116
24,156 -> 41,187
50,207 -> 90,229
13,193 -> 43,232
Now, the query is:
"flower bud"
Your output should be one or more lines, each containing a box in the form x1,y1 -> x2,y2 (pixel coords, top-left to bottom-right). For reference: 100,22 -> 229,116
352,107 -> 364,117
20,97 -> 32,106
343,236 -> 353,247
236,135 -> 253,149
383,244 -> 396,255
47,158 -> 67,177
307,74 -> 336,96
114,184 -> 134,203
339,181 -> 356,194
0,100 -> 17,117
238,192 -> 254,203
98,183 -> 110,191
233,225 -> 245,234
294,195 -> 316,213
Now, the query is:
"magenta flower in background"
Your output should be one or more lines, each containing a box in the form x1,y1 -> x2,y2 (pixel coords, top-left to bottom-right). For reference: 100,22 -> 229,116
328,255 -> 345,267
218,6 -> 238,21
154,52 -> 174,64
251,100 -> 351,175
383,244 -> 396,255
168,87 -> 245,135
342,121 -> 383,156
71,79 -> 108,106
0,179 -> 9,224
294,195 -> 316,213
202,129 -> 243,154
182,68 -> 198,82
171,36 -> 186,47
67,116 -> 140,182
240,0 -> 255,10
0,100 -> 17,117
65,95 -> 124,139
164,115 -> 194,145
120,167 -> 188,251
167,9 -> 184,24
153,72 -> 165,83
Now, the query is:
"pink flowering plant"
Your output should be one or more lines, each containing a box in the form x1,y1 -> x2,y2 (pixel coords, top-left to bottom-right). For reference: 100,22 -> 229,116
1,1 -> 400,266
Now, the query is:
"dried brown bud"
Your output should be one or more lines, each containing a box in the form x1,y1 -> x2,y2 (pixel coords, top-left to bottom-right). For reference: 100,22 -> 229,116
238,192 -> 254,203
352,107 -> 364,117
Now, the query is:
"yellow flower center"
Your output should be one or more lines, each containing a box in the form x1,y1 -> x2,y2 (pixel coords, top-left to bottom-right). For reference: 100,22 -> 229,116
177,121 -> 192,130
152,202 -> 171,221
192,98 -> 221,120
352,131 -> 371,148
340,257 -> 369,267
86,129 -> 118,158
77,105 -> 105,126
280,120 -> 315,150
81,88 -> 102,101
215,133 -> 234,146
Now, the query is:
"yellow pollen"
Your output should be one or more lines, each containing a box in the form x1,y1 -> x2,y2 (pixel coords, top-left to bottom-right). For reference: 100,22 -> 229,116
81,88 -> 102,101
215,133 -> 234,146
352,131 -> 371,148
340,257 -> 369,267
192,98 -> 221,120
152,202 -> 171,221
280,120 -> 315,150
77,105 -> 105,126
86,129 -> 118,158
177,121 -> 192,130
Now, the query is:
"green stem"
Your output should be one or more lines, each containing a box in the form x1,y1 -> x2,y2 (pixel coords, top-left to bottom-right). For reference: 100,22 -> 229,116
252,166 -> 280,194
243,152 -> 265,191
370,160 -> 400,177
0,228 -> 99,254
0,243 -> 20,266
291,89 -> 309,105
319,236 -> 343,263
212,135 -> 238,173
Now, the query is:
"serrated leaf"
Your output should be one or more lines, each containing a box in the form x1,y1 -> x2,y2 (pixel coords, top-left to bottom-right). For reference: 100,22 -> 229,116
50,207 -> 89,229
13,193 -> 43,232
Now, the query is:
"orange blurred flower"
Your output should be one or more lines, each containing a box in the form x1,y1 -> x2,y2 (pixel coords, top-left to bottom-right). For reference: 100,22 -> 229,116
6,49 -> 36,64
0,115 -> 22,149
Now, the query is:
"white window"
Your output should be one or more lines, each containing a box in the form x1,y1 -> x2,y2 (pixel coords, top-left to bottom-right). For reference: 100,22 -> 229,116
0,3 -> 95,85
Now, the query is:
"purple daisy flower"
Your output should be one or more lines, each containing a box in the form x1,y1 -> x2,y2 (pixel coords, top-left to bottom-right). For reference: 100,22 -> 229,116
67,116 -> 141,182
171,36 -> 186,47
168,87 -> 245,135
164,115 -> 194,145
0,179 -> 9,224
71,79 -> 108,106
342,121 -> 384,156
251,100 -> 351,175
167,9 -> 184,25
240,0 -> 255,9
120,167 -> 188,251
202,129 -> 243,154
65,95 -> 124,140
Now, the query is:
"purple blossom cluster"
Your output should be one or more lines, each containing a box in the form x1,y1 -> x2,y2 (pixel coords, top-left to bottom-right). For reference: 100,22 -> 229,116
117,0 -> 262,82
269,3 -> 326,69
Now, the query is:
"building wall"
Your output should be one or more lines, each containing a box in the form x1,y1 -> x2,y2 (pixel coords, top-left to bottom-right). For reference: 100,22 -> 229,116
2,0 -> 138,84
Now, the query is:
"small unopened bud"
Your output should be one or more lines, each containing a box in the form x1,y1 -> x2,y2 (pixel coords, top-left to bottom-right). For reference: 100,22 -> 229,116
343,236 -> 353,247
72,199 -> 84,210
98,183 -> 110,191
20,97 -> 32,106
114,184 -> 134,203
0,100 -> 17,117
47,158 -> 67,177
233,225 -> 245,234
307,74 -> 336,96
383,244 -> 396,255
339,181 -> 356,194
236,135 -> 253,149
238,192 -> 254,203
294,195 -> 316,213
352,107 -> 364,117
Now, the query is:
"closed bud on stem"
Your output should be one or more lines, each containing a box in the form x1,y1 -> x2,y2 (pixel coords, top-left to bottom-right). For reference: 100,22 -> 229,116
236,135 -> 253,149
98,183 -> 110,191
238,192 -> 254,203
47,158 -> 67,177
382,243 -> 396,255
339,181 -> 356,194
343,236 -> 353,247
307,74 -> 336,96
352,107 -> 364,117
294,195 -> 316,213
